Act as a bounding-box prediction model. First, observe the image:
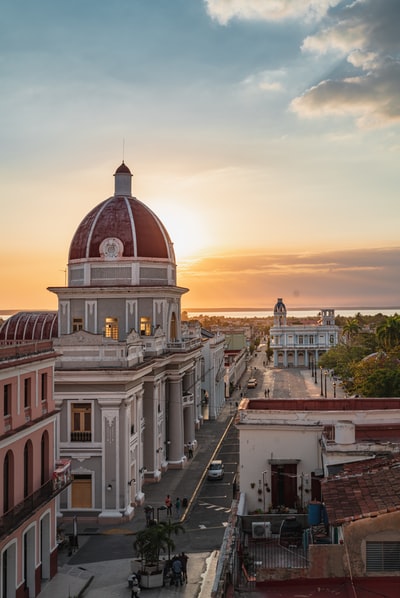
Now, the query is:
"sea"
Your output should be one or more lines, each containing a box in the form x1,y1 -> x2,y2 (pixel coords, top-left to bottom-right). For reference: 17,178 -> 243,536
185,308 -> 400,319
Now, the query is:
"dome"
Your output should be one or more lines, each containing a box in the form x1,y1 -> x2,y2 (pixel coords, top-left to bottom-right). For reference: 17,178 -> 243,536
69,163 -> 175,263
0,312 -> 58,342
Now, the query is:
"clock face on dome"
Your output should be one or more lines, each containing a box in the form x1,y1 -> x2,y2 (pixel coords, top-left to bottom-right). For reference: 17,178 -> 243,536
100,237 -> 123,259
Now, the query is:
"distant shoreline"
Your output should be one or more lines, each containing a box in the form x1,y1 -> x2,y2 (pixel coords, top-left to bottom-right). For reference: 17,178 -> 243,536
2,306 -> 399,318
183,306 -> 400,312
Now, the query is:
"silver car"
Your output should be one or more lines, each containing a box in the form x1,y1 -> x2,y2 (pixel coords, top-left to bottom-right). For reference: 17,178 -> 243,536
207,460 -> 224,480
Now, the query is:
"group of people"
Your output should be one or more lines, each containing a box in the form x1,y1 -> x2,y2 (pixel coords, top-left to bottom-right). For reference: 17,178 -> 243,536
165,494 -> 188,518
164,552 -> 189,586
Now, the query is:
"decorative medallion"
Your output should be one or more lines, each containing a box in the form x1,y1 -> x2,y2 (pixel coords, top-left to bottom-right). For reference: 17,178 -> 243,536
100,237 -> 124,259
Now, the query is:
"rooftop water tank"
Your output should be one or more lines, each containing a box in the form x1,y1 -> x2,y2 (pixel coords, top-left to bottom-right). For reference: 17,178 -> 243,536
335,420 -> 355,444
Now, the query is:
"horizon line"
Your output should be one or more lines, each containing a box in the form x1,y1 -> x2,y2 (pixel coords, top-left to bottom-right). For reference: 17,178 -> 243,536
183,305 -> 400,312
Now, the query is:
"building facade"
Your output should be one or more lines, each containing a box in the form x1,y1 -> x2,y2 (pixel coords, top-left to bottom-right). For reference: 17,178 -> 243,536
0,162 -> 222,525
0,341 -> 71,598
270,298 -> 340,368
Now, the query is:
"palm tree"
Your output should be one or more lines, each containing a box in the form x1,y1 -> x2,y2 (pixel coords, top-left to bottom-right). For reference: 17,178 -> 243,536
159,519 -> 185,561
133,522 -> 171,569
376,315 -> 400,351
342,318 -> 361,344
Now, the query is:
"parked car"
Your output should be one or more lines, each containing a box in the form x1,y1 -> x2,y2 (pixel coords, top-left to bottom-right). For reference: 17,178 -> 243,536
247,378 -> 257,389
207,460 -> 224,480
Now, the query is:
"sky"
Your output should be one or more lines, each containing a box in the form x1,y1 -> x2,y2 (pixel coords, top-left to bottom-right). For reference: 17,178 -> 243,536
1,0 -> 400,312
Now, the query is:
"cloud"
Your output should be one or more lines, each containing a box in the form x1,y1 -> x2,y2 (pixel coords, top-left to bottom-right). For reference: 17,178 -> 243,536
291,58 -> 400,128
293,0 -> 400,128
204,0 -> 339,25
241,69 -> 286,93
205,0 -> 400,130
179,246 -> 400,309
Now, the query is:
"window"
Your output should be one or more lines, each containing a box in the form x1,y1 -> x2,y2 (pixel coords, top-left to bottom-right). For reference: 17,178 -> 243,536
3,384 -> 11,416
366,541 -> 400,572
330,334 -> 335,344
41,373 -> 48,403
309,336 -> 314,344
140,317 -> 151,336
72,318 -> 84,332
298,335 -> 303,345
105,317 -> 119,339
24,378 -> 31,409
71,403 -> 92,441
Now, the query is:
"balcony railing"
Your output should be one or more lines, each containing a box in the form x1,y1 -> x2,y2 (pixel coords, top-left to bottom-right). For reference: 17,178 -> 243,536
70,431 -> 92,442
0,461 -> 72,540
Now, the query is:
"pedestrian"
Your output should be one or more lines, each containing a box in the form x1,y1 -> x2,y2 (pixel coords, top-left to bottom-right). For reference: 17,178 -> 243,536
175,497 -> 181,518
144,505 -> 153,527
179,552 -> 188,583
264,389 -> 267,398
165,494 -> 172,517
187,441 -> 193,459
182,497 -> 188,509
172,556 -> 183,586
267,388 -> 270,398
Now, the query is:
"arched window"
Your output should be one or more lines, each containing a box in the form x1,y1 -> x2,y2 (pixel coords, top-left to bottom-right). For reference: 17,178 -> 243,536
41,431 -> 50,486
24,440 -> 33,498
3,450 -> 14,512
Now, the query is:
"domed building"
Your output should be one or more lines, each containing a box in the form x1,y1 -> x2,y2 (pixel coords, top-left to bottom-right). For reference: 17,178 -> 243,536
1,163 -> 227,524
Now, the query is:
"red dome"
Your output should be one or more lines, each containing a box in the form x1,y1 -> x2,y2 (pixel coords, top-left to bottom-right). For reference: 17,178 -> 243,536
0,312 -> 58,341
68,163 -> 175,263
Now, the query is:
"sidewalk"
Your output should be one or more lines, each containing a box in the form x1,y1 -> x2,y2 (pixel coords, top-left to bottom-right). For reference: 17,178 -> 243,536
39,399 -> 235,597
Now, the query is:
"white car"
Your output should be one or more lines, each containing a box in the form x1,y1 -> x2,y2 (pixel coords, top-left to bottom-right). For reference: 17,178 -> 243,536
207,460 -> 224,480
247,378 -> 257,389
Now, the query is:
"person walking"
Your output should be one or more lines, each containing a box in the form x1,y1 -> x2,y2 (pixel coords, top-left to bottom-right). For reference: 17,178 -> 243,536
172,556 -> 183,586
165,494 -> 172,517
175,497 -> 181,519
179,552 -> 188,583
187,441 -> 193,459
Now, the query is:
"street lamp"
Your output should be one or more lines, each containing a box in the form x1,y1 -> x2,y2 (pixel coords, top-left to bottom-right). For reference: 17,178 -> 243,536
333,381 -> 336,398
324,370 -> 327,398
314,360 -> 318,384
320,366 -> 324,396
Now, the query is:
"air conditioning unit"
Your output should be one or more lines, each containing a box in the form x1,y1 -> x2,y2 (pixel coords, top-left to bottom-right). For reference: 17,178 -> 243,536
252,521 -> 271,539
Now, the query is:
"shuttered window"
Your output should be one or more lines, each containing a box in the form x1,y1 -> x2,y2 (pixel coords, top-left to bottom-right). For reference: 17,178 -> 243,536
366,541 -> 400,572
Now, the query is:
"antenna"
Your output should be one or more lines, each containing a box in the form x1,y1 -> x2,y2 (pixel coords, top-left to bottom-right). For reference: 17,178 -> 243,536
122,138 -> 125,162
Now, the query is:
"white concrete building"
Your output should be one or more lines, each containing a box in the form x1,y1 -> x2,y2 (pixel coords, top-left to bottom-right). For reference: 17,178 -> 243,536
270,298 -> 340,368
237,397 -> 400,514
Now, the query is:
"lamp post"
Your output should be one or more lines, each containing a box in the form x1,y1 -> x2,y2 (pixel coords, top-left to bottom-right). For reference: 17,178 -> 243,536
320,366 -> 324,396
333,381 -> 336,398
310,355 -> 313,377
324,370 -> 327,398
314,359 -> 318,384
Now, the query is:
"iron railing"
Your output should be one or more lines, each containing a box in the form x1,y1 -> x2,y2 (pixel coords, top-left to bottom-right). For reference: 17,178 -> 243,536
0,476 -> 71,540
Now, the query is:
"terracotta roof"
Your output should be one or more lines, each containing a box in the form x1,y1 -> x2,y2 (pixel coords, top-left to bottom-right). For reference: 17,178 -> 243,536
0,312 -> 58,342
322,454 -> 400,525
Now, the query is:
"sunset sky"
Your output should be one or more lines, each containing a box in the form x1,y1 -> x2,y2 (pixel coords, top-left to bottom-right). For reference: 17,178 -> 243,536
1,1 -> 400,312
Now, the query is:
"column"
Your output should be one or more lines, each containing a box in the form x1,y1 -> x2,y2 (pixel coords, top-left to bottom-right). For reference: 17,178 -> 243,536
167,376 -> 185,466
